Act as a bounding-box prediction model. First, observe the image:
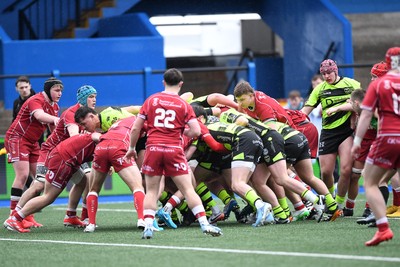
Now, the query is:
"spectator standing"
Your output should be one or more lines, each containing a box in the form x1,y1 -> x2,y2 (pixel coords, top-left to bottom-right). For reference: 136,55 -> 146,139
13,76 -> 36,122
285,90 -> 304,110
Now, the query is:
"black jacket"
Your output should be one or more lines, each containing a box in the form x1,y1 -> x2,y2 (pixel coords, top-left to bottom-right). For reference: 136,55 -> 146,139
12,88 -> 36,122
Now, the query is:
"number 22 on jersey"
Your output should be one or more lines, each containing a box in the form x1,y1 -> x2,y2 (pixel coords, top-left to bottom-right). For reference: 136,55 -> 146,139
154,108 -> 176,128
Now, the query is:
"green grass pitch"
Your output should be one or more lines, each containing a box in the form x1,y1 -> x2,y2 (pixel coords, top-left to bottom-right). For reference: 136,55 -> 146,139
0,194 -> 399,267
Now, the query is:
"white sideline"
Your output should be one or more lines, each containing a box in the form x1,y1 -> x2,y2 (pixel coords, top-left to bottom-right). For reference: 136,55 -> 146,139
1,238 -> 400,263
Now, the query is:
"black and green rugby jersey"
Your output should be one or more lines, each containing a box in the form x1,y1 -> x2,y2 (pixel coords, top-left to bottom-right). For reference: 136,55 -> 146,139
264,121 -> 299,141
99,107 -> 134,132
220,108 -> 298,140
305,77 -> 360,130
219,108 -> 270,136
206,121 -> 250,150
190,95 -> 211,107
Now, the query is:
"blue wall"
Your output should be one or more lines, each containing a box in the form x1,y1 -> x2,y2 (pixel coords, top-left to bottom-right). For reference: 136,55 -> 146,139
2,0 -> 393,108
260,0 -> 353,99
98,13 -> 160,37
255,57 -> 284,99
0,12 -> 165,109
225,57 -> 284,99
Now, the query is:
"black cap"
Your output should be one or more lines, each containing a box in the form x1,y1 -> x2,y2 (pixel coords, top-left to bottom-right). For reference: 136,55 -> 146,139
43,77 -> 63,101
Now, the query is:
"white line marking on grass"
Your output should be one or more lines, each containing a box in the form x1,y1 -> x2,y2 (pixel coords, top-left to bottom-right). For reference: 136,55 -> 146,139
1,238 -> 400,263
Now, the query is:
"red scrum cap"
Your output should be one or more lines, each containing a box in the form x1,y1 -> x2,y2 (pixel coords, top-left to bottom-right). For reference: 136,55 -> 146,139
320,59 -> 338,75
385,47 -> 400,70
371,61 -> 389,78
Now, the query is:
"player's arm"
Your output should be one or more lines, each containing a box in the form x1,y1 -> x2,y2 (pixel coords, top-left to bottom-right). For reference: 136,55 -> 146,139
210,107 -> 222,117
32,109 -> 60,126
201,107 -> 222,117
180,92 -> 194,102
125,117 -> 145,160
207,93 -> 238,110
326,102 -> 353,116
202,133 -> 229,153
122,105 -> 141,115
301,106 -> 314,116
374,108 -> 379,119
91,132 -> 102,143
66,123 -> 80,137
184,119 -> 201,138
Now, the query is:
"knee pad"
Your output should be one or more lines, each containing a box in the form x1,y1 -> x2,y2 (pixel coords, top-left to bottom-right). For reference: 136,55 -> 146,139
80,162 -> 91,174
188,160 -> 198,169
352,167 -> 363,175
70,168 -> 85,185
35,165 -> 48,183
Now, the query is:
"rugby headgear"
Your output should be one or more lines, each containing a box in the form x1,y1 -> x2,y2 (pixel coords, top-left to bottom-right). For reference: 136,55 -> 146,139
77,85 -> 97,106
43,77 -> 63,101
385,47 -> 400,70
320,59 -> 338,75
371,61 -> 389,78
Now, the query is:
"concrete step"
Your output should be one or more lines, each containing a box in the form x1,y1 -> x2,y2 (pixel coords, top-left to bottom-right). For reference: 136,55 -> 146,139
74,0 -> 139,38
345,12 -> 400,89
